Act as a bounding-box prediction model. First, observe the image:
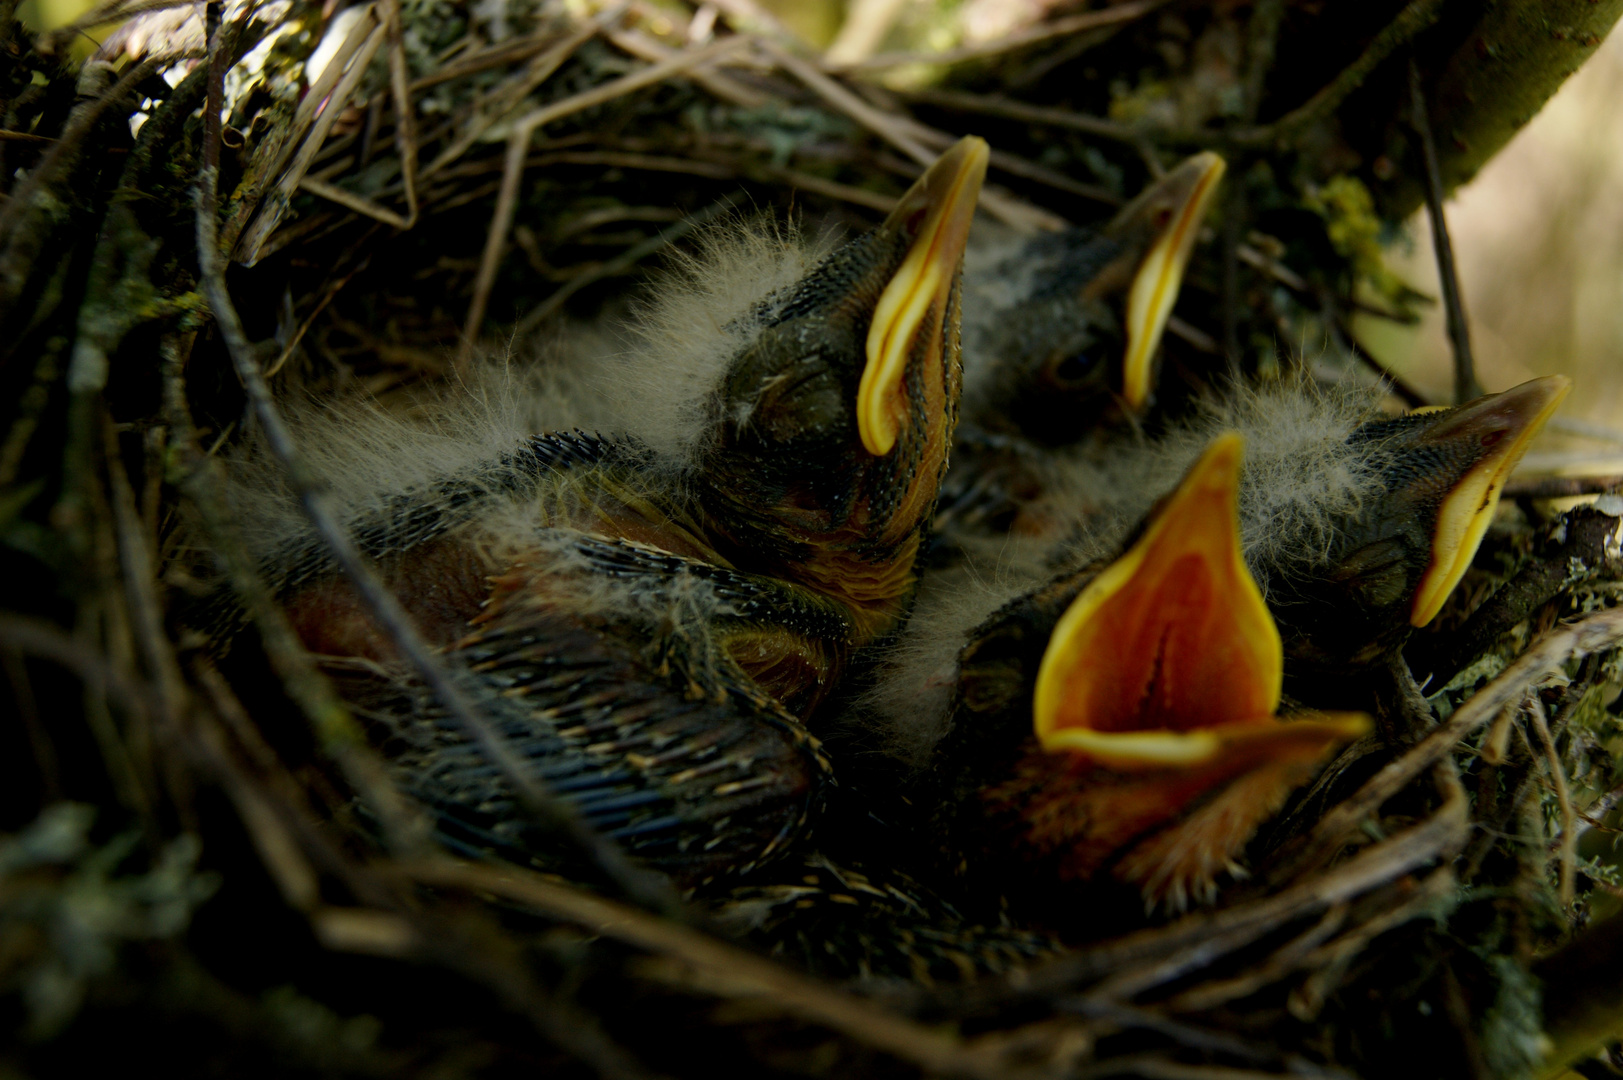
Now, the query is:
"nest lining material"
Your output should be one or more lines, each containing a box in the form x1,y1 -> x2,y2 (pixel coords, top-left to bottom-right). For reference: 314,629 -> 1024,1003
5,1 -> 1623,1077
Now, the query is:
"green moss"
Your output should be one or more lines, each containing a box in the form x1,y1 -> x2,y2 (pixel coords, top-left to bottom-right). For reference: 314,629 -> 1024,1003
1304,174 -> 1410,304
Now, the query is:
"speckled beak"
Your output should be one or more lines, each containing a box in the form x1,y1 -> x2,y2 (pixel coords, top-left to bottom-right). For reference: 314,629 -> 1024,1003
1410,375 -> 1571,626
1031,432 -> 1366,768
1119,152 -> 1226,410
858,136 -> 990,456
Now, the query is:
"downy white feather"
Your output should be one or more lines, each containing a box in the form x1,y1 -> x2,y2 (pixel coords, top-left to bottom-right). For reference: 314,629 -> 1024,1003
863,376 -> 1390,764
224,212 -> 840,572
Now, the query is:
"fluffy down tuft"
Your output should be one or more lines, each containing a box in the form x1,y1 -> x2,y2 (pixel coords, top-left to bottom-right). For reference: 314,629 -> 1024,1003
220,358 -> 613,565
846,560 -> 1050,766
1007,376 -> 1388,584
220,212 -> 840,569
595,213 -> 838,461
864,377 -> 1389,766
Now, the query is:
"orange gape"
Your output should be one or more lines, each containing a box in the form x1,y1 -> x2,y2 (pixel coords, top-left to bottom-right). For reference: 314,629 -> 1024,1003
1072,551 -> 1255,734
1034,432 -> 1286,768
1011,432 -> 1368,906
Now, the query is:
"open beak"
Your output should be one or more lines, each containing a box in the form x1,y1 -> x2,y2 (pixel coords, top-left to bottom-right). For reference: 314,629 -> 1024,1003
858,136 -> 990,456
1410,375 -> 1571,626
1032,432 -> 1367,769
1118,152 -> 1226,410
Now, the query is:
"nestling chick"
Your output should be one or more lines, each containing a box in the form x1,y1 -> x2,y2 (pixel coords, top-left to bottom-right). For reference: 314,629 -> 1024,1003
203,139 -> 991,888
932,376 -> 1571,703
938,153 -> 1225,543
695,136 -> 989,654
1265,376 -> 1571,689
959,151 -> 1227,441
902,434 -> 1369,914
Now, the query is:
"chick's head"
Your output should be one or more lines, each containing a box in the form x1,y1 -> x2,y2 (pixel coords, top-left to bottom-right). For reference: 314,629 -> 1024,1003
698,138 -> 989,623
962,151 -> 1225,445
1272,376 -> 1570,675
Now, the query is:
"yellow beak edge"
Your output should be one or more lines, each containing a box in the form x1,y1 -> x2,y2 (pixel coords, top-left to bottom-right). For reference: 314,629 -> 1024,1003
858,136 -> 990,456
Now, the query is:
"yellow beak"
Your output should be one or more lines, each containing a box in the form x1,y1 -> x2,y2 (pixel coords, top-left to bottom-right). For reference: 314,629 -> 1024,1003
1032,431 -> 1366,768
857,136 -> 990,456
1120,152 -> 1226,410
1411,375 -> 1571,626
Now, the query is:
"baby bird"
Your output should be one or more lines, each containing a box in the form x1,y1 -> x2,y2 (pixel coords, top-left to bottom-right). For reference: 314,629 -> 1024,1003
940,151 -> 1225,540
936,376 -> 1570,703
906,434 -> 1369,914
693,135 -> 990,677
960,152 -> 1227,439
1264,376 -> 1570,691
206,138 -> 990,889
852,374 -> 1569,915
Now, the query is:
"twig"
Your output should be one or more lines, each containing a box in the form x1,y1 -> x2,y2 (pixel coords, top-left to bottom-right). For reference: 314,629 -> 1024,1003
1218,0 -> 1284,368
1331,319 -> 1430,407
400,858 -> 1001,1080
1159,905 -> 1349,1014
1055,1000 -> 1295,1067
461,131 -> 529,354
421,8 -> 636,179
265,253 -> 372,377
891,111 -> 1121,206
610,19 -> 766,107
1284,607 -> 1623,876
765,42 -> 936,165
1409,56 -> 1481,404
196,24 -> 680,918
298,175 -> 411,227
755,162 -> 898,211
1221,179 -> 1244,372
1548,416 -> 1623,447
1548,775 -> 1623,865
1074,1059 -> 1344,1080
101,415 -> 184,775
514,192 -> 739,335
0,346 -> 60,486
829,0 -> 1171,73
1167,315 -> 1218,354
764,42 -> 1065,231
0,615 -> 155,729
946,783 -> 1465,1012
183,680 -> 654,1080
235,11 -> 387,265
0,56 -> 161,267
407,24 -> 563,91
1526,694 -> 1577,907
41,0 -> 199,51
898,87 -> 1145,146
1242,0 -> 1286,121
459,34 -> 750,348
1407,507 -> 1622,688
1504,474 -> 1623,499
378,0 -> 419,227
1226,0 -> 1447,150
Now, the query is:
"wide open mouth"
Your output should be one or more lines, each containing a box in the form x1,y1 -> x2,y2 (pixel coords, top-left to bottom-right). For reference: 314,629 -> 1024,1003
1032,432 -> 1283,769
857,135 -> 990,457
1119,152 -> 1226,410
1410,375 -> 1572,626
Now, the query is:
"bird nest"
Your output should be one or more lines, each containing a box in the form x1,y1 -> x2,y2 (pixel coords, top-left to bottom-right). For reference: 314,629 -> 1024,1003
5,1 -> 1623,1077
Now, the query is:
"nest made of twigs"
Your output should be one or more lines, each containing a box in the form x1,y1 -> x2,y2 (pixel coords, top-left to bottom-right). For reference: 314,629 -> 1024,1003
6,1 -> 1623,1077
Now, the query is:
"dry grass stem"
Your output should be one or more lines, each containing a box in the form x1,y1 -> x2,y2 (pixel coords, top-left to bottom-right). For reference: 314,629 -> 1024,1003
829,0 -> 1173,73
1284,607 -> 1623,875
235,14 -> 387,264
400,859 -> 995,1079
1526,695 -> 1578,906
